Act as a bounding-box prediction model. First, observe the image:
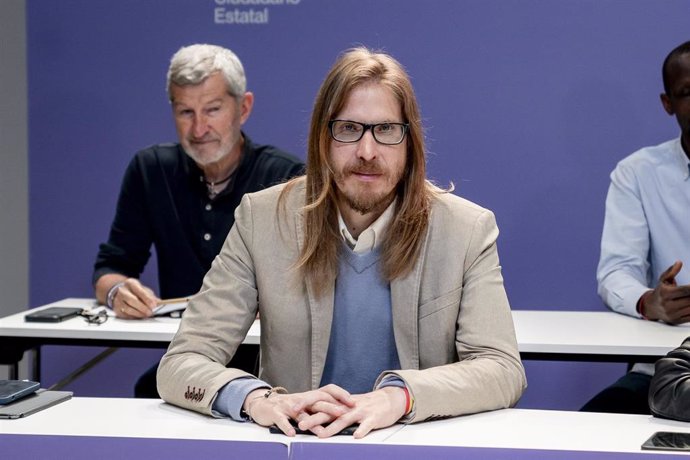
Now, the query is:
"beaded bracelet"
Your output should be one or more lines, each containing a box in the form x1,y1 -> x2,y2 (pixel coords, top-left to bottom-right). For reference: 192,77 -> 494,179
243,386 -> 288,421
260,386 -> 287,399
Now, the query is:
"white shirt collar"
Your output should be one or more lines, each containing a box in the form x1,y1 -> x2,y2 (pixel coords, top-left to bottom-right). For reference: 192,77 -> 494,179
338,200 -> 397,254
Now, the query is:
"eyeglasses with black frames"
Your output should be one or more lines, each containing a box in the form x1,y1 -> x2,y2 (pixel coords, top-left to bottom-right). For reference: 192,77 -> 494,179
328,120 -> 409,145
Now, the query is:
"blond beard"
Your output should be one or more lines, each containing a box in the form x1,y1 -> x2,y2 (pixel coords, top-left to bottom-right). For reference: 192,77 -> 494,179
332,158 -> 403,215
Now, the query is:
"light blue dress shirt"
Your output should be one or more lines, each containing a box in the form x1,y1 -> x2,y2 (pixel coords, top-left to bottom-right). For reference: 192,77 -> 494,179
597,137 -> 690,319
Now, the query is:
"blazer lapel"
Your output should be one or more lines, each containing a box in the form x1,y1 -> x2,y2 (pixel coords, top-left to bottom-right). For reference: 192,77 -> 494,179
295,208 -> 335,389
390,222 -> 432,370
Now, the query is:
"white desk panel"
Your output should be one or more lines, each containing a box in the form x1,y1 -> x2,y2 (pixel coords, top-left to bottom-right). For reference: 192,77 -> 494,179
513,310 -> 690,357
0,298 -> 259,345
388,408 -> 690,454
0,397 -> 399,445
3,397 -> 689,454
4,301 -> 690,361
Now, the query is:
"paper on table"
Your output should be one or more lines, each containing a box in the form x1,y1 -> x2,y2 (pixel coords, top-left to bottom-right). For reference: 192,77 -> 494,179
153,298 -> 189,317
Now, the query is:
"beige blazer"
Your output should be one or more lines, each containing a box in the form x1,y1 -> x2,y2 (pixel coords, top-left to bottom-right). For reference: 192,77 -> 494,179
158,180 -> 526,422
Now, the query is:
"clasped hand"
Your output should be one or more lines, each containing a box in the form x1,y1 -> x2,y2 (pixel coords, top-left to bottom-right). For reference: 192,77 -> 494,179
244,383 -> 407,438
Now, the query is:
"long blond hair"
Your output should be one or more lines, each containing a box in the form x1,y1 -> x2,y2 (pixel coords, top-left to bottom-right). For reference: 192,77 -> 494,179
281,48 -> 435,296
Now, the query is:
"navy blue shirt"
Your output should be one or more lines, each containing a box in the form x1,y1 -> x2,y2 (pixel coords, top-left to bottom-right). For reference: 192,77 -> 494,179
94,134 -> 304,298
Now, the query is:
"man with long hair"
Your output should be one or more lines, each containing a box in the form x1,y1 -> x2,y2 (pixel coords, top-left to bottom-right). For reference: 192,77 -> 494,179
158,47 -> 526,438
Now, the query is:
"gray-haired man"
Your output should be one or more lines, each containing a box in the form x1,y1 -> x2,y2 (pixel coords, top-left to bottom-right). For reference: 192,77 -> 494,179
93,44 -> 303,397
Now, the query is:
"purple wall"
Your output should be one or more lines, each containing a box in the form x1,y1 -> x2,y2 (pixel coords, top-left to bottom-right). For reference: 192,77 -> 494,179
27,0 -> 690,409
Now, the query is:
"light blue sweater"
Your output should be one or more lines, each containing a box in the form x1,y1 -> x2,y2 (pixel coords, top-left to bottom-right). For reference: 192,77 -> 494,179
214,245 -> 402,420
320,245 -> 400,394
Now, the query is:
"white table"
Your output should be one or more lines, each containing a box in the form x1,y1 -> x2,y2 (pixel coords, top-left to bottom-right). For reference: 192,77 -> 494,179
0,298 -> 259,380
385,406 -> 690,455
513,310 -> 690,361
0,396 -> 397,443
0,298 -> 259,344
2,397 -> 689,456
3,299 -> 690,380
